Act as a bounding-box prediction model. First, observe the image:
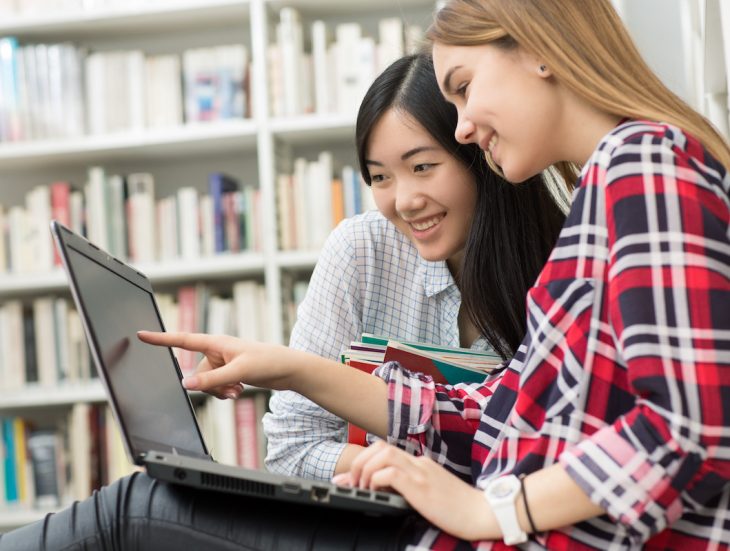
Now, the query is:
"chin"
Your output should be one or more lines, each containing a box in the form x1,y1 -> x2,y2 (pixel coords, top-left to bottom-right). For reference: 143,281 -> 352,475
416,249 -> 446,262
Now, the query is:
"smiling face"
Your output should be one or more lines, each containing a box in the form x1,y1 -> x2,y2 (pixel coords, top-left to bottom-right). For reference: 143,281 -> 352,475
366,108 -> 477,270
432,41 -> 565,183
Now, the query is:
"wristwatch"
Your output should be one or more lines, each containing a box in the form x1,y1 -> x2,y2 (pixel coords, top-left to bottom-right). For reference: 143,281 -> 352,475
483,474 -> 528,545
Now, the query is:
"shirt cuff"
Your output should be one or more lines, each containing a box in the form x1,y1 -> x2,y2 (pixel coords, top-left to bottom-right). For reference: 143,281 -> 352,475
299,440 -> 349,481
373,361 -> 436,455
559,421 -> 684,541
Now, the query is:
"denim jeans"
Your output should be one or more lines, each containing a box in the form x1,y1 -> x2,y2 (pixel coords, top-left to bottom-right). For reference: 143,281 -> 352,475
0,472 -> 420,550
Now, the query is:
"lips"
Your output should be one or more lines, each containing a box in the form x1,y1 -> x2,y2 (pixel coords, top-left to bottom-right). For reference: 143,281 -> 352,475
479,131 -> 497,155
408,214 -> 445,231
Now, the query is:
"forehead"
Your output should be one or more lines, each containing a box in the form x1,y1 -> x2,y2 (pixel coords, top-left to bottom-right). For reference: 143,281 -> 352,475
368,110 -> 436,151
431,43 -> 479,89
431,42 -> 458,76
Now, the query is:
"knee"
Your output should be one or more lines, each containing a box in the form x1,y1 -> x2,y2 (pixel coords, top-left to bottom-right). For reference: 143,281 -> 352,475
95,471 -> 157,518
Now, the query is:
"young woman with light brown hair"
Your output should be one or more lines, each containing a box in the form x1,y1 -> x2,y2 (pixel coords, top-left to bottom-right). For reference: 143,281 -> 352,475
2,1 -> 728,549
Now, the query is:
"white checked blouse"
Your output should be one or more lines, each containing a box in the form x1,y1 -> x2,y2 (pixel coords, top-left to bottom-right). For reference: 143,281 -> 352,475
263,209 -> 491,480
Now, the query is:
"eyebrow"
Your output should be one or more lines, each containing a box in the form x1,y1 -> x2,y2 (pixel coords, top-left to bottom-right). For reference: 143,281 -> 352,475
365,146 -> 439,167
441,65 -> 462,95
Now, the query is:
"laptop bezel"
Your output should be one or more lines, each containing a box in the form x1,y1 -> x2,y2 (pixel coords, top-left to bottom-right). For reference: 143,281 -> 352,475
50,220 -> 211,466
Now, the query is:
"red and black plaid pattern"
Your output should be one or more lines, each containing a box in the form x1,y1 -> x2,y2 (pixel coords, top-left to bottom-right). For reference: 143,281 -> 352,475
377,120 -> 730,550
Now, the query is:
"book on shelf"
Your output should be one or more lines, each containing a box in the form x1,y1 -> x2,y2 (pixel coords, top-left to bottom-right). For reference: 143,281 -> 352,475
208,172 -> 258,255
193,393 -> 269,470
0,167 -> 263,275
276,153 -> 376,251
268,9 -> 425,118
281,273 -> 309,341
0,406 -> 136,512
341,334 -> 503,446
26,430 -> 64,509
0,279 -> 270,391
0,37 -> 249,145
183,44 -> 249,123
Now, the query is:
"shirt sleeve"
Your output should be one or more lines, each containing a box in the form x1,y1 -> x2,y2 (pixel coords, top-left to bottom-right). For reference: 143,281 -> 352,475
375,361 -> 503,480
262,221 -> 363,480
560,133 -> 730,541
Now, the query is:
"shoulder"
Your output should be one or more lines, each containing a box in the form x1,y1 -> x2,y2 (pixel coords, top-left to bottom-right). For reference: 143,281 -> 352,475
593,120 -> 684,164
325,210 -> 415,262
586,120 -> 728,192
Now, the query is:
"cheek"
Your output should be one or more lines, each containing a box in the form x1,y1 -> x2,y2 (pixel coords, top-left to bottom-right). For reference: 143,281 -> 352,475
371,188 -> 397,222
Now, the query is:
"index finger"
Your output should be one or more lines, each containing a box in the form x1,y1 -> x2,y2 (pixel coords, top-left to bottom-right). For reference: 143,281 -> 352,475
137,330 -> 215,354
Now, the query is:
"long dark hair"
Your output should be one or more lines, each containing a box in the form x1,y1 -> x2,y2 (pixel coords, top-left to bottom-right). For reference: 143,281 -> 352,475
355,53 -> 565,359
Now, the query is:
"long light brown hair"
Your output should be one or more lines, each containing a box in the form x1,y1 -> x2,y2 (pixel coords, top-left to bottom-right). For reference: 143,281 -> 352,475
428,0 -> 730,188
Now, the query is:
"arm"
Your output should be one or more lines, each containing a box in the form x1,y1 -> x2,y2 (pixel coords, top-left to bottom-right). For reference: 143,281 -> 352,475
137,330 -> 390,438
336,441 -> 603,542
264,222 -> 366,479
375,361 -> 504,479
558,136 -> 730,539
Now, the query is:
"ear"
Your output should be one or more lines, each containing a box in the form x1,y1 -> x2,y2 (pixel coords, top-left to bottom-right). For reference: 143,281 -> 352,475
537,63 -> 552,78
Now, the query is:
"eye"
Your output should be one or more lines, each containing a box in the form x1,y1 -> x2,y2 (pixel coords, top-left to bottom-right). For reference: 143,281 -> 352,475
369,173 -> 386,185
454,82 -> 469,98
414,163 -> 437,173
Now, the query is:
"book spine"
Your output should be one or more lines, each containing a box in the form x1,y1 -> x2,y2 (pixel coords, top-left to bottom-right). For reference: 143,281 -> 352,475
2,418 -> 18,503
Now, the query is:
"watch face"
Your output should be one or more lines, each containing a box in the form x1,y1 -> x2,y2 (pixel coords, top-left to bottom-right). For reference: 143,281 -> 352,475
488,475 -> 520,499
491,479 -> 514,498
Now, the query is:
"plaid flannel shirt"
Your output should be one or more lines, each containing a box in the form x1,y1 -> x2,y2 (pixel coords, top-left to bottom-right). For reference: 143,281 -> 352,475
379,120 -> 730,550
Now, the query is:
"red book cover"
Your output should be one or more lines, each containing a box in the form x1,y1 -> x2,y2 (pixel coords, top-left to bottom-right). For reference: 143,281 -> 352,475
382,346 -> 448,384
50,181 -> 71,265
346,359 -> 379,446
234,397 -> 258,469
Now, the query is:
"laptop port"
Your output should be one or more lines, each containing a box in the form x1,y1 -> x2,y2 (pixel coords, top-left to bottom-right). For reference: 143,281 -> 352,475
282,483 -> 301,494
310,486 -> 330,503
374,494 -> 389,502
173,468 -> 187,481
356,490 -> 369,498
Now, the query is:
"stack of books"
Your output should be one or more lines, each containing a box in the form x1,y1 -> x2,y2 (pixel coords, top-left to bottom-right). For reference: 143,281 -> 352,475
341,334 -> 503,445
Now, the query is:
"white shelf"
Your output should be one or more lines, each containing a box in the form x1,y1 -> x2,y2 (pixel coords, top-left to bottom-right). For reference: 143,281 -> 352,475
0,0 -> 250,39
0,381 -> 106,409
276,250 -> 320,270
0,381 -> 266,410
267,0 -> 433,16
0,120 -> 258,170
270,114 -> 356,145
0,252 -> 266,297
0,507 -> 53,531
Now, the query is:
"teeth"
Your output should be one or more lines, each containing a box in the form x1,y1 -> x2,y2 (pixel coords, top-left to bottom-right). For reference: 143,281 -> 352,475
411,215 -> 444,231
487,134 -> 497,153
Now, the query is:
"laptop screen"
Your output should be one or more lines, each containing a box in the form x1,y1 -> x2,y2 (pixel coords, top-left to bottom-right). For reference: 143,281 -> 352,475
63,242 -> 209,462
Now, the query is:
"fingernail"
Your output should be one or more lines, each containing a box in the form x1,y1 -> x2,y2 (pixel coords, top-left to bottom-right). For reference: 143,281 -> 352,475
331,474 -> 350,487
225,392 -> 237,400
182,376 -> 199,389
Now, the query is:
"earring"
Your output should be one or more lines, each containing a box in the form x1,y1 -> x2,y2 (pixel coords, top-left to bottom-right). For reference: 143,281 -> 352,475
539,64 -> 547,73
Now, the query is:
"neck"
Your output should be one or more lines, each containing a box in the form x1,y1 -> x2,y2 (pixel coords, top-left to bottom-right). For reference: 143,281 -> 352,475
556,88 -> 624,165
446,250 -> 464,281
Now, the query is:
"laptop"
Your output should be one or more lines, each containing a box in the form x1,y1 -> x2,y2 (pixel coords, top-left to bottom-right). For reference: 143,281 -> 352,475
50,220 -> 410,515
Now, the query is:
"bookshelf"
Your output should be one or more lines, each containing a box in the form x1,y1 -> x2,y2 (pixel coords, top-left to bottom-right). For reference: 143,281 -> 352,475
0,120 -> 259,169
0,0 -> 436,531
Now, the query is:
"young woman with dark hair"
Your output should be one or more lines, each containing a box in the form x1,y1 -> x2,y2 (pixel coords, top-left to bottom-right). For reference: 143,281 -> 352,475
0,50 -> 566,549
264,52 -> 564,480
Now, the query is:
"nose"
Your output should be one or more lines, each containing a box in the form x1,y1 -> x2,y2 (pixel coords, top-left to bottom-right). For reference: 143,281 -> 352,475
454,112 -> 476,145
394,179 -> 427,215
